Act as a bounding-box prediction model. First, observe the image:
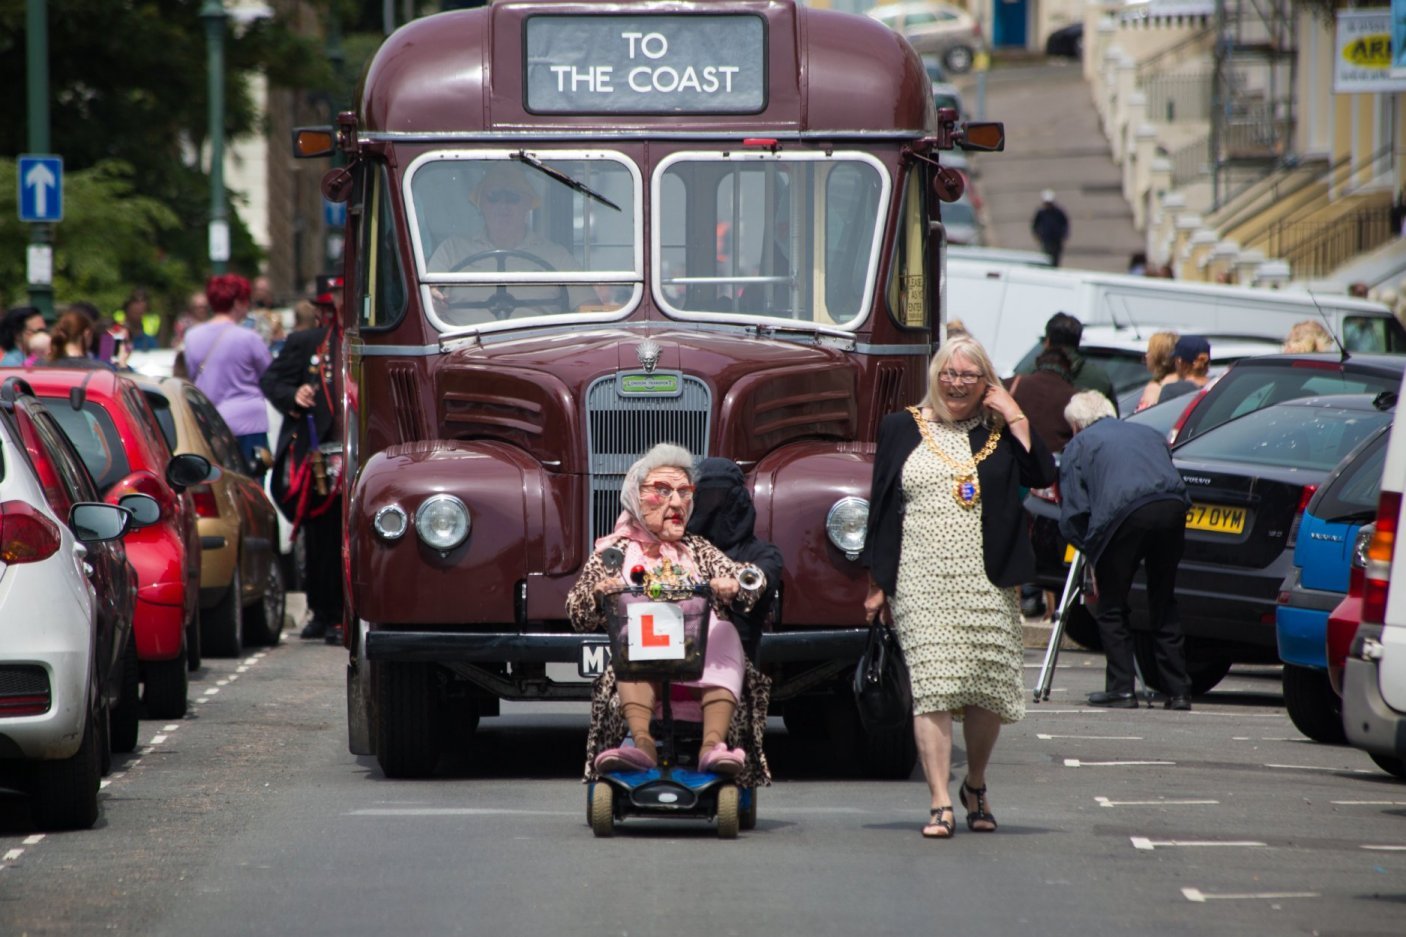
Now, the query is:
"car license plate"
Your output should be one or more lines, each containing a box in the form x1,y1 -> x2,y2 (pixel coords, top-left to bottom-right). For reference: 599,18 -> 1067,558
1185,502 -> 1246,534
579,638 -> 611,678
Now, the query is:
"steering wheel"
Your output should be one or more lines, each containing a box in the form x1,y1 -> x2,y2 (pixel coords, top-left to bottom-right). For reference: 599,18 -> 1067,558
446,249 -> 570,320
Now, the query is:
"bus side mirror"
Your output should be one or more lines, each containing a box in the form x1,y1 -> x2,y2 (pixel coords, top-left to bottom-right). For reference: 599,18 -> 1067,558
293,126 -> 336,159
322,166 -> 355,203
958,123 -> 1005,152
931,166 -> 966,203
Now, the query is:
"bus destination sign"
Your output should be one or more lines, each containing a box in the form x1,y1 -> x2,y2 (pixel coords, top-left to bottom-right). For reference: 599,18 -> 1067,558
525,15 -> 766,114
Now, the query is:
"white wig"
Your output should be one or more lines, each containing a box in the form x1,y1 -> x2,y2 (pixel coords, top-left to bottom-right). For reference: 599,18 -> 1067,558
1064,390 -> 1116,432
619,442 -> 696,525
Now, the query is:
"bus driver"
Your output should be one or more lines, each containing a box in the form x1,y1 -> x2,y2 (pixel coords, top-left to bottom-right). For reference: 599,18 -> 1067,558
429,162 -> 598,317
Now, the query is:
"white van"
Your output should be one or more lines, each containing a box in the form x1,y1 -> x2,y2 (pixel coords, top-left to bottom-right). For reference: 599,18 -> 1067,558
1342,369 -> 1406,780
946,258 -> 1406,376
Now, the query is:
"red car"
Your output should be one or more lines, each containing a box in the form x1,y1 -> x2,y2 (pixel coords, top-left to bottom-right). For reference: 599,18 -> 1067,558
2,367 -> 213,719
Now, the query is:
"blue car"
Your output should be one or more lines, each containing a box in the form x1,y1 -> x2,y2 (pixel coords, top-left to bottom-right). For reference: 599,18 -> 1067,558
1277,425 -> 1388,743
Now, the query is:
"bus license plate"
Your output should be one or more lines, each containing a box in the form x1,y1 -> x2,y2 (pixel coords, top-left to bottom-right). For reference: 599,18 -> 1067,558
579,639 -> 611,678
1185,502 -> 1246,534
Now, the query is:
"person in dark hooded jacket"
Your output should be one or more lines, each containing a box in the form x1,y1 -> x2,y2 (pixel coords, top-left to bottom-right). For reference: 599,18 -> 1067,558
685,457 -> 784,663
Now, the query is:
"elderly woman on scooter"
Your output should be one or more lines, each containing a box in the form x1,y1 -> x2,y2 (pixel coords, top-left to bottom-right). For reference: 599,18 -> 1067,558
567,443 -> 772,784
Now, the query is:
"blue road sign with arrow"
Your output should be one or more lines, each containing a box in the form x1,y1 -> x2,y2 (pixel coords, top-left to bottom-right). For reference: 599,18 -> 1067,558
18,155 -> 63,223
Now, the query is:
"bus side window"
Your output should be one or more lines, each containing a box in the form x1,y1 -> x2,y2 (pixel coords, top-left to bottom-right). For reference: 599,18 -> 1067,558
356,162 -> 408,331
884,168 -> 927,330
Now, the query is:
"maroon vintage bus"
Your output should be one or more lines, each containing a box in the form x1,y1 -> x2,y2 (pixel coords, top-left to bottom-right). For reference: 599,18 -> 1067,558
300,0 -> 999,779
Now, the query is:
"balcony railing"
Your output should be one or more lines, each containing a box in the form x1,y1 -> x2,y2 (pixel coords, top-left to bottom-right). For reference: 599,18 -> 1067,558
1267,206 -> 1395,281
1143,70 -> 1214,122
1169,134 -> 1210,186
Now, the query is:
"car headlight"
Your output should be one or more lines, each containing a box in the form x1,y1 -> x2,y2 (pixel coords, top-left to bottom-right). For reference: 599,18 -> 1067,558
826,497 -> 869,560
414,495 -> 470,551
373,504 -> 408,541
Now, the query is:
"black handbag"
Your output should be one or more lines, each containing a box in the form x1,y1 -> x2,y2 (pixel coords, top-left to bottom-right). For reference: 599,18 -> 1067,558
852,619 -> 913,732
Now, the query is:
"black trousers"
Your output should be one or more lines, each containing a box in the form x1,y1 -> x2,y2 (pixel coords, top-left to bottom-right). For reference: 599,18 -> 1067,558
304,497 -> 344,625
1092,499 -> 1190,696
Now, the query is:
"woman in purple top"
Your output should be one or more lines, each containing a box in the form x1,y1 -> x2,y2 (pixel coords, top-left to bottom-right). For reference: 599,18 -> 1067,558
182,274 -> 272,477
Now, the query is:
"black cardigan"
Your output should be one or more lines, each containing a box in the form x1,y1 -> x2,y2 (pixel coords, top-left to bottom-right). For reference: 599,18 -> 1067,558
861,409 -> 1057,596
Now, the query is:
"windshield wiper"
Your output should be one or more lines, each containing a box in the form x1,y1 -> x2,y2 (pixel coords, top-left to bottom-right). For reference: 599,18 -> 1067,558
512,151 -> 621,212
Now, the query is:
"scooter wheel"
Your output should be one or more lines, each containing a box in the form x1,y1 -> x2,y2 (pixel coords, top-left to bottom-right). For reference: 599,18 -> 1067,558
739,787 -> 757,831
716,784 -> 740,839
590,782 -> 615,838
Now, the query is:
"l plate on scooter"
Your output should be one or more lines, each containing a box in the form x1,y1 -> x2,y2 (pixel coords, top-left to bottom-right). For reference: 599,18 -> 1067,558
579,637 -> 611,678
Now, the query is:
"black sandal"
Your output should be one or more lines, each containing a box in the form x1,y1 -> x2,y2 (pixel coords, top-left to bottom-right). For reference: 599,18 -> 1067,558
960,778 -> 997,832
922,806 -> 955,839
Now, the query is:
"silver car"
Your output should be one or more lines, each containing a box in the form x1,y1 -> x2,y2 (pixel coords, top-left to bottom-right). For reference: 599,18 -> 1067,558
867,1 -> 985,74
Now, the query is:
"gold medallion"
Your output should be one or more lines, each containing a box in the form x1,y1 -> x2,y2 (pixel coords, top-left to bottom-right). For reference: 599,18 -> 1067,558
908,406 -> 1000,511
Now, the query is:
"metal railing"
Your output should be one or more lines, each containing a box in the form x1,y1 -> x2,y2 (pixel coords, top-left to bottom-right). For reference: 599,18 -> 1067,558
1169,134 -> 1211,186
1142,69 -> 1214,122
1267,205 -> 1395,281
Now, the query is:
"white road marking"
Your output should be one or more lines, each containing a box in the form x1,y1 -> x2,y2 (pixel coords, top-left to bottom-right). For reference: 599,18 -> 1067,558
1096,797 -> 1218,807
1065,759 -> 1175,767
1038,734 -> 1143,740
1331,800 -> 1406,806
1182,888 -> 1317,903
163,724 -> 179,732
1361,845 -> 1406,851
236,666 -> 250,673
1232,737 -> 1298,742
202,687 -> 219,696
227,674 -> 238,682
1264,763 -> 1375,774
22,835 -> 43,846
3,849 -> 22,862
216,679 -> 230,687
1133,837 -> 1266,850
151,734 -> 167,745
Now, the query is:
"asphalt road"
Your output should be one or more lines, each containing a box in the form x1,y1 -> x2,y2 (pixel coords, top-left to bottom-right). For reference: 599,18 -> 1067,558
2,610 -> 1403,937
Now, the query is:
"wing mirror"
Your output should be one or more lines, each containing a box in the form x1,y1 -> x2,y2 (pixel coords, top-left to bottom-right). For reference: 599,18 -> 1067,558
166,453 -> 219,492
118,493 -> 161,528
70,502 -> 131,543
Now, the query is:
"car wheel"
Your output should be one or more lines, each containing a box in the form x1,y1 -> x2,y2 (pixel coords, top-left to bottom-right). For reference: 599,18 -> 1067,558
943,45 -> 975,75
1369,752 -> 1406,779
1282,664 -> 1347,745
374,661 -> 440,779
97,695 -> 112,777
29,707 -> 101,831
110,637 -> 141,753
142,646 -> 189,719
243,559 -> 285,647
201,566 -> 244,658
185,600 -> 202,672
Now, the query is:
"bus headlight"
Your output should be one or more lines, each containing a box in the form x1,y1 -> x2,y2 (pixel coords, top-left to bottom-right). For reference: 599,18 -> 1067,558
415,495 -> 470,552
826,497 -> 869,560
373,504 -> 408,541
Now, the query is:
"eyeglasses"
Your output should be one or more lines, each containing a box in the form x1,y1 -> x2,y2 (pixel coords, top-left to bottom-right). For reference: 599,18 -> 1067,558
937,369 -> 984,385
641,483 -> 696,503
483,190 -> 525,205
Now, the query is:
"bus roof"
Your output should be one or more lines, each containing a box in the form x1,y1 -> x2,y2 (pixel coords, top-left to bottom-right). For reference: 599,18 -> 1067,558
358,0 -> 935,139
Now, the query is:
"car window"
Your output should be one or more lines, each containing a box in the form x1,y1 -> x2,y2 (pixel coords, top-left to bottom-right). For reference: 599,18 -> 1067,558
1184,363 -> 1401,444
40,398 -> 130,491
30,408 -> 99,511
1343,315 -> 1406,353
141,388 -> 179,452
185,387 -> 242,470
1081,349 -> 1154,395
1124,396 -> 1186,437
1175,404 -> 1393,471
1313,430 -> 1388,522
126,387 -> 171,461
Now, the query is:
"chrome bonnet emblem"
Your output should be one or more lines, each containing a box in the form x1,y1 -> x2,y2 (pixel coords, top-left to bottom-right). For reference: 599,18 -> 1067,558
635,339 -> 661,373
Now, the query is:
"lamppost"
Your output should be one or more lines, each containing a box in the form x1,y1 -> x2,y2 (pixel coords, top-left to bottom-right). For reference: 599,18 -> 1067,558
201,0 -> 229,275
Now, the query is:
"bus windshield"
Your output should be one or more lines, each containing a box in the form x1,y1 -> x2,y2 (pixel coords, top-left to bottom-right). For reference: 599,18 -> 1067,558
409,151 -> 642,331
654,152 -> 888,330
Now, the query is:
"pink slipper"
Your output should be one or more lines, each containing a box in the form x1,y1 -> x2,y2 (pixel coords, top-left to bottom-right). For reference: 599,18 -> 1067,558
698,742 -> 745,777
595,746 -> 656,774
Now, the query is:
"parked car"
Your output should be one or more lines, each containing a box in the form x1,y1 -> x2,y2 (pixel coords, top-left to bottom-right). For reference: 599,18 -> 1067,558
1276,427 -> 1388,743
1011,326 -> 1284,412
1028,393 -> 1397,694
1045,22 -> 1083,58
1168,353 -> 1406,446
6,368 -> 215,719
134,375 -> 285,656
941,191 -> 981,246
1343,373 -> 1406,781
867,1 -> 985,74
0,380 -> 145,829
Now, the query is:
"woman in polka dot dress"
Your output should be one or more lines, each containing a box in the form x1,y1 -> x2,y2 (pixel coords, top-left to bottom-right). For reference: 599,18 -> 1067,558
862,336 -> 1056,839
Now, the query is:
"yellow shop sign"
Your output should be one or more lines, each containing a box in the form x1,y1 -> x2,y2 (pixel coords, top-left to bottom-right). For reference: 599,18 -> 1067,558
1343,33 -> 1393,69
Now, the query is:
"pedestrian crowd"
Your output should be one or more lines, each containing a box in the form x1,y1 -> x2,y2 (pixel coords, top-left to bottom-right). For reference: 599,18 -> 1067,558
3,271 -> 344,643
